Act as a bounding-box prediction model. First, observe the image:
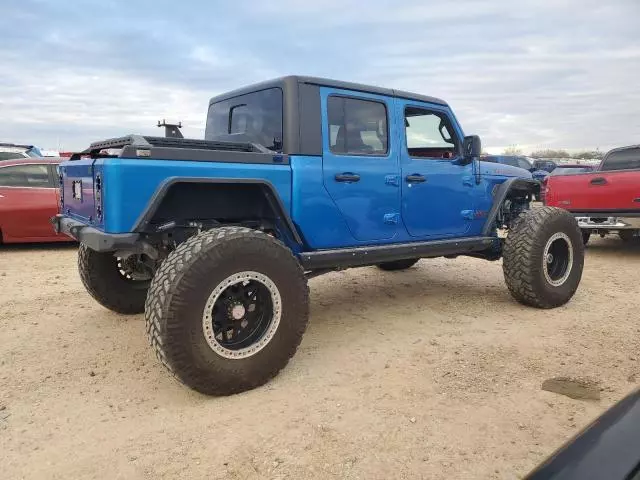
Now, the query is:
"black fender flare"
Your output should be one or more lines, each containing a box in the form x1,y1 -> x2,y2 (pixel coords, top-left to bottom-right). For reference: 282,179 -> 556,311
131,177 -> 304,245
482,177 -> 540,236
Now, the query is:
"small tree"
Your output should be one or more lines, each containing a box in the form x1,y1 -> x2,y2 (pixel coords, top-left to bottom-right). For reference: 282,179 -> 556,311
530,149 -> 571,159
503,145 -> 523,156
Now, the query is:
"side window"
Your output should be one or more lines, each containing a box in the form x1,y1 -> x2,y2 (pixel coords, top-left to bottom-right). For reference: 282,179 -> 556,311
600,148 -> 640,171
0,164 -> 52,187
327,96 -> 388,155
404,107 -> 458,159
517,158 -> 532,170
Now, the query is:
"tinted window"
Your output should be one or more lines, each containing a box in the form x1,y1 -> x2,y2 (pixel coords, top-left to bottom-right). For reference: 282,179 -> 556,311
551,167 -> 592,175
404,107 -> 458,159
482,156 -> 499,163
0,164 -> 52,187
205,87 -> 283,152
600,148 -> 640,171
0,152 -> 26,161
517,157 -> 533,170
502,157 -> 519,167
328,96 -> 388,155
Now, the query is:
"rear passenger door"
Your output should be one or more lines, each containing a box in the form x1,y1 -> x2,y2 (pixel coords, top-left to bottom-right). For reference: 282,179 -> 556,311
321,88 -> 400,243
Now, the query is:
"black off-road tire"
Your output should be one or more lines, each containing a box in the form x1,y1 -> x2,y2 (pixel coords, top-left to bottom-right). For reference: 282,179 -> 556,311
619,230 -> 638,243
78,244 -> 150,314
503,207 -> 584,309
377,258 -> 420,271
582,230 -> 591,245
145,227 -> 309,396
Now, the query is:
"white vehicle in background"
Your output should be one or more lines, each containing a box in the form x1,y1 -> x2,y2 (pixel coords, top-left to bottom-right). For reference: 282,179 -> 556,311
0,143 -> 43,160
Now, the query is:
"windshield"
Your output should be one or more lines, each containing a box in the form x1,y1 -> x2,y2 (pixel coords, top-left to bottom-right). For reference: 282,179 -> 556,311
205,87 -> 283,152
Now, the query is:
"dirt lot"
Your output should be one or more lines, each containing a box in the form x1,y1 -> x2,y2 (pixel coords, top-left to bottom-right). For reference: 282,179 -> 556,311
1,238 -> 639,480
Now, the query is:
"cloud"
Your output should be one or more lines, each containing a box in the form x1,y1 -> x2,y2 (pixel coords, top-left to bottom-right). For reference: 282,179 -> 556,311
0,0 -> 638,153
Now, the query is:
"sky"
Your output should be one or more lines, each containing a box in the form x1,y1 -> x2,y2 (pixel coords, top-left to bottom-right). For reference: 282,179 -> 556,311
1,0 -> 638,154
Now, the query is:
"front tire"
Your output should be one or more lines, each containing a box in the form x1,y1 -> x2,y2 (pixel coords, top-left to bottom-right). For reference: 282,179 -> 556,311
377,258 -> 420,271
145,227 -> 309,396
503,207 -> 584,309
78,244 -> 151,314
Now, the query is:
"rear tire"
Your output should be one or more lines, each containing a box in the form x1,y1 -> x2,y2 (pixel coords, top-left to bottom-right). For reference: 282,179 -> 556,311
582,230 -> 591,245
503,207 -> 584,309
145,227 -> 309,396
619,230 -> 638,243
78,244 -> 150,314
377,258 -> 420,271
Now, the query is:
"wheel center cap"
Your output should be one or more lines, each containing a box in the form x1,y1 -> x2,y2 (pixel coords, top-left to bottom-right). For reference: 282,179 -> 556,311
546,253 -> 554,264
231,304 -> 246,320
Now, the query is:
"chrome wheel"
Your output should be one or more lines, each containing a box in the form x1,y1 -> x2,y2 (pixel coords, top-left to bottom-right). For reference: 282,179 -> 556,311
543,232 -> 573,287
202,271 -> 282,359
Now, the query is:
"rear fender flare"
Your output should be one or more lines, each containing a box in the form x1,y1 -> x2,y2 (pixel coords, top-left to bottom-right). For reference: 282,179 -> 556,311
132,177 -> 304,245
482,178 -> 540,236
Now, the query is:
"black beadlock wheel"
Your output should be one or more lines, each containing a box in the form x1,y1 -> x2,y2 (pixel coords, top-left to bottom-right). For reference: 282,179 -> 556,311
503,207 -> 584,309
78,244 -> 151,314
377,258 -> 420,271
145,227 -> 309,396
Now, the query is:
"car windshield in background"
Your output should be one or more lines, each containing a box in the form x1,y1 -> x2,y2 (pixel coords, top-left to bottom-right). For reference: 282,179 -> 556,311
482,156 -> 532,170
205,87 -> 283,152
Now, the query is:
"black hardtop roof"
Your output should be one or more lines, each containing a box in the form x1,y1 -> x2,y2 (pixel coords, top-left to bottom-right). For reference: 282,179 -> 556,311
209,75 -> 448,107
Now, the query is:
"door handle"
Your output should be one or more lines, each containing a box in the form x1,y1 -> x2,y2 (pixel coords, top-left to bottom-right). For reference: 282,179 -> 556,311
405,174 -> 426,183
590,177 -> 607,185
335,173 -> 360,182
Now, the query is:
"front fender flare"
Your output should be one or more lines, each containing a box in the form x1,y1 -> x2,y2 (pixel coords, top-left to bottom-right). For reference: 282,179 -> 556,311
482,177 -> 540,236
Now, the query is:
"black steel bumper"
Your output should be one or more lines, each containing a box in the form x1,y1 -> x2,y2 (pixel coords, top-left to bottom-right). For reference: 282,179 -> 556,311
51,215 -> 140,252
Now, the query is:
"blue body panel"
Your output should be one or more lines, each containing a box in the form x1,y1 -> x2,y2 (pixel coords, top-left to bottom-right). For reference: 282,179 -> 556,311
61,158 -> 292,234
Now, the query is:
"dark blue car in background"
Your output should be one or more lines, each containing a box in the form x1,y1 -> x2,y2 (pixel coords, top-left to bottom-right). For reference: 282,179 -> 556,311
482,155 -> 549,181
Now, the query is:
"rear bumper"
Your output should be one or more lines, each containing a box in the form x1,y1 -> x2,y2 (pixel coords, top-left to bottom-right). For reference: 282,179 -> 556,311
51,215 -> 140,252
575,216 -> 640,230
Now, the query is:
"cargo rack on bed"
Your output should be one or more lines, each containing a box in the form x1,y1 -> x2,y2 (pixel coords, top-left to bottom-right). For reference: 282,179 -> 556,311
69,135 -> 284,164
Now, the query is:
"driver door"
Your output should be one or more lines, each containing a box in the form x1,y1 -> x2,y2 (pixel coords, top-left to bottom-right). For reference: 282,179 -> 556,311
397,101 -> 475,238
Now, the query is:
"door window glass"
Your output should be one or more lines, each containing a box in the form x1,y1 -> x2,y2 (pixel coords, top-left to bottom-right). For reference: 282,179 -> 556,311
327,96 -> 388,155
404,107 -> 458,159
0,164 -> 52,187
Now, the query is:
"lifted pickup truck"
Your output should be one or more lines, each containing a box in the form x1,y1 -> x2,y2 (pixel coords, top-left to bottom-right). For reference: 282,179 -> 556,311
53,76 -> 584,395
544,145 -> 640,244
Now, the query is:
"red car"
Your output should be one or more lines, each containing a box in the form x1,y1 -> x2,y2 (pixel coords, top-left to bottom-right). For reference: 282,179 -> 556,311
0,157 -> 73,243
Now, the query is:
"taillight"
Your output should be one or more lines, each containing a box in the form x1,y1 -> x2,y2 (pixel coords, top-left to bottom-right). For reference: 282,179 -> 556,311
542,178 -> 549,204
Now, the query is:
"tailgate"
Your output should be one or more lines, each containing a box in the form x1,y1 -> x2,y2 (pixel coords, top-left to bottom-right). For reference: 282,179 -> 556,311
59,159 -> 102,227
546,170 -> 640,211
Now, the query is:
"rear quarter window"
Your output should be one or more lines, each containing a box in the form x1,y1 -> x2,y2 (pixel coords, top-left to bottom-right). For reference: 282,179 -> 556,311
205,87 -> 283,152
600,147 -> 640,171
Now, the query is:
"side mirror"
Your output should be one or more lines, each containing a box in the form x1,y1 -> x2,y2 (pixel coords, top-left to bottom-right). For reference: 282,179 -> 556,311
463,135 -> 481,160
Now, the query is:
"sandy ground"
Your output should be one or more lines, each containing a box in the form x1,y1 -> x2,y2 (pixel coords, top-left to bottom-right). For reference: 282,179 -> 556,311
1,237 -> 639,480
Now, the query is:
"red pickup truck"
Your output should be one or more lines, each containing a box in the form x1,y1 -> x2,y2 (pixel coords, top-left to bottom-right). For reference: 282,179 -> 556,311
544,145 -> 640,244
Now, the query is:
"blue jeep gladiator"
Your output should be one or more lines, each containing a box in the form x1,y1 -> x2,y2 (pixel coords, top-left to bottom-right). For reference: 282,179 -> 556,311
53,76 -> 584,395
